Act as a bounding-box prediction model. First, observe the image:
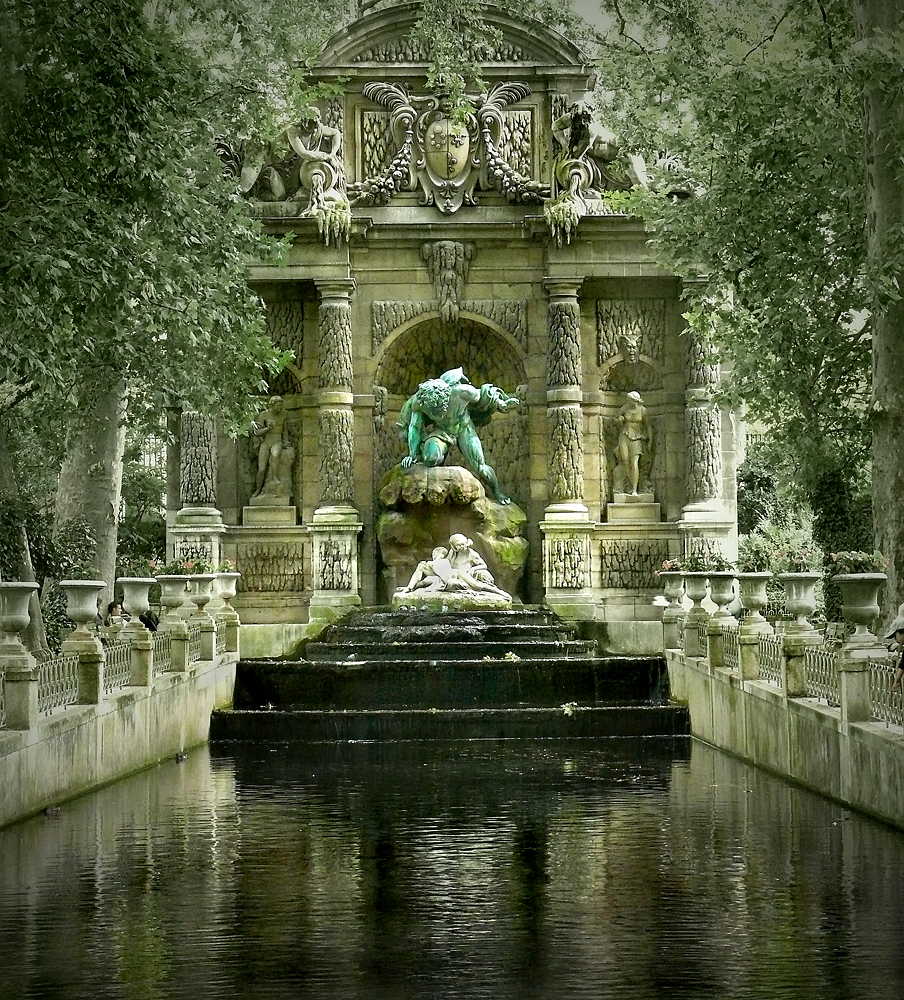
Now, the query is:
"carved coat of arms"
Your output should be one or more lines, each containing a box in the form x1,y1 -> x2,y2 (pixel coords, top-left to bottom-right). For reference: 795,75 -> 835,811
350,82 -> 545,214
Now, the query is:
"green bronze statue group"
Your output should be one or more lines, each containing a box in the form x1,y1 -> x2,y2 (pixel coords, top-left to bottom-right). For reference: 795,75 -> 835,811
396,366 -> 519,504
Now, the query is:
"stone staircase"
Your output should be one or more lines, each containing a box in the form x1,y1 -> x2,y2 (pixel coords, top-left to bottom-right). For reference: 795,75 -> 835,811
211,607 -> 689,741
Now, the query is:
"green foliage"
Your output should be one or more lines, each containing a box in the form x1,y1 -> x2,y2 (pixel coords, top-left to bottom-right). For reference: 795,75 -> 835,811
683,539 -> 735,573
412,0 -> 501,120
736,533 -> 773,574
0,0 -> 352,429
828,550 -> 887,575
117,442 -> 166,569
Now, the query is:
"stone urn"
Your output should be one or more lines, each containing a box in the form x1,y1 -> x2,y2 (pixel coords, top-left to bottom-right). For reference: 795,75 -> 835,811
682,572 -> 709,609
657,571 -> 684,609
187,573 -> 217,618
216,572 -> 241,617
777,572 -> 822,635
0,581 -> 39,645
831,572 -> 886,649
707,571 -> 737,619
118,577 -> 156,626
156,575 -> 190,626
736,572 -> 774,634
59,579 -> 106,635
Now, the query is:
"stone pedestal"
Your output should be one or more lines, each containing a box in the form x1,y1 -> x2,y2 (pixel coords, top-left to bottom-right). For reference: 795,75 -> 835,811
308,505 -> 363,622
242,504 -> 297,527
540,509 -> 597,620
608,492 -> 660,523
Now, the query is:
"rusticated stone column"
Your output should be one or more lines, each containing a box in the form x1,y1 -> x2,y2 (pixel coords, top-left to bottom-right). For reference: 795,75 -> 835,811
540,278 -> 594,619
683,328 -> 722,512
545,279 -> 585,510
311,278 -> 362,619
172,411 -> 224,570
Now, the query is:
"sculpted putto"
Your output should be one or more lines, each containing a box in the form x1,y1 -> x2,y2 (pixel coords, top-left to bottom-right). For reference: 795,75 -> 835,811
396,367 -> 519,504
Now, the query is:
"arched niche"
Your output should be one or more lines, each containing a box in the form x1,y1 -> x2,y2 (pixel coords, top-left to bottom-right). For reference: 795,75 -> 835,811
372,314 -> 528,507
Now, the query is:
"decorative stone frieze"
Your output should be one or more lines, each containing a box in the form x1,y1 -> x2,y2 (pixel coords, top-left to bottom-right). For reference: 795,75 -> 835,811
353,37 -> 527,63
548,537 -> 586,589
235,540 -> 306,592
598,540 -> 672,589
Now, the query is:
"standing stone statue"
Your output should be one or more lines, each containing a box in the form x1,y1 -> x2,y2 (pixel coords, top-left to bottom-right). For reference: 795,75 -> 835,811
616,390 -> 652,495
396,367 -> 519,504
251,396 -> 295,501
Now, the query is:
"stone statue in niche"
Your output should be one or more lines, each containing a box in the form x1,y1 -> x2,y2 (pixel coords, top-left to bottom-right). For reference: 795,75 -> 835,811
396,534 -> 512,602
615,391 -> 652,495
250,396 -> 296,503
397,367 -> 519,504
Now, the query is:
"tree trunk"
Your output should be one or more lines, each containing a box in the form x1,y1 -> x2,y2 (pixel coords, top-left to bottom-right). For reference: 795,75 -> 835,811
0,415 -> 49,655
54,381 -> 127,606
855,0 -> 904,621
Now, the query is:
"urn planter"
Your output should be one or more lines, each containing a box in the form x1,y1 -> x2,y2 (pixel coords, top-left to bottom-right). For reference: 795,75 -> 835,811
831,572 -> 886,649
737,572 -> 773,634
657,571 -> 684,609
777,572 -> 821,634
187,574 -> 217,618
216,572 -> 241,616
59,579 -> 106,635
707,571 -> 737,619
118,577 -> 156,624
0,581 -> 40,644
682,572 -> 709,608
156,575 -> 190,625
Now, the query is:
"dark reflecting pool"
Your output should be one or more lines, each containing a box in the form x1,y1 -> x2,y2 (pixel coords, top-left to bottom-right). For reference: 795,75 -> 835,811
2,737 -> 904,1000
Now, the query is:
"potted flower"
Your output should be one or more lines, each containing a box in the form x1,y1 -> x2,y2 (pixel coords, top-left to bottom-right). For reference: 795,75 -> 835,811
736,533 -> 774,632
828,550 -> 887,646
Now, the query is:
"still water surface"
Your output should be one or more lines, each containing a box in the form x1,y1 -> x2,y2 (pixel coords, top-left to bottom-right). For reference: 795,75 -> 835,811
2,737 -> 903,1000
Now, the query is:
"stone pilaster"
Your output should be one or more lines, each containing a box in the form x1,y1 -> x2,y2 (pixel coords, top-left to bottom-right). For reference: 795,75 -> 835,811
171,411 -> 225,568
310,278 -> 362,619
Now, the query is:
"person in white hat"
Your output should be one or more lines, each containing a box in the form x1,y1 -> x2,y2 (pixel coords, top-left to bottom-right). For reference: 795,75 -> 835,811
882,615 -> 904,693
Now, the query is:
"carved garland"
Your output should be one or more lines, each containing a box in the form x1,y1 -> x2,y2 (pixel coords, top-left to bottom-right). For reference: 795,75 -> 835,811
236,541 -> 306,592
318,538 -> 353,591
599,540 -> 672,589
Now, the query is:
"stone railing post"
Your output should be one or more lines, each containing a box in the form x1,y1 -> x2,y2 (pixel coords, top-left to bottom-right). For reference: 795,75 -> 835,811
199,618 -> 216,661
61,626 -> 105,705
706,620 -> 724,668
738,633 -> 761,681
168,631 -> 189,673
127,624 -> 153,687
781,634 -> 817,698
683,607 -> 709,659
2,649 -> 39,730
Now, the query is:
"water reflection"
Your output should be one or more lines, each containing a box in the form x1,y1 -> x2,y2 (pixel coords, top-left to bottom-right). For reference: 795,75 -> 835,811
1,738 -> 903,1000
